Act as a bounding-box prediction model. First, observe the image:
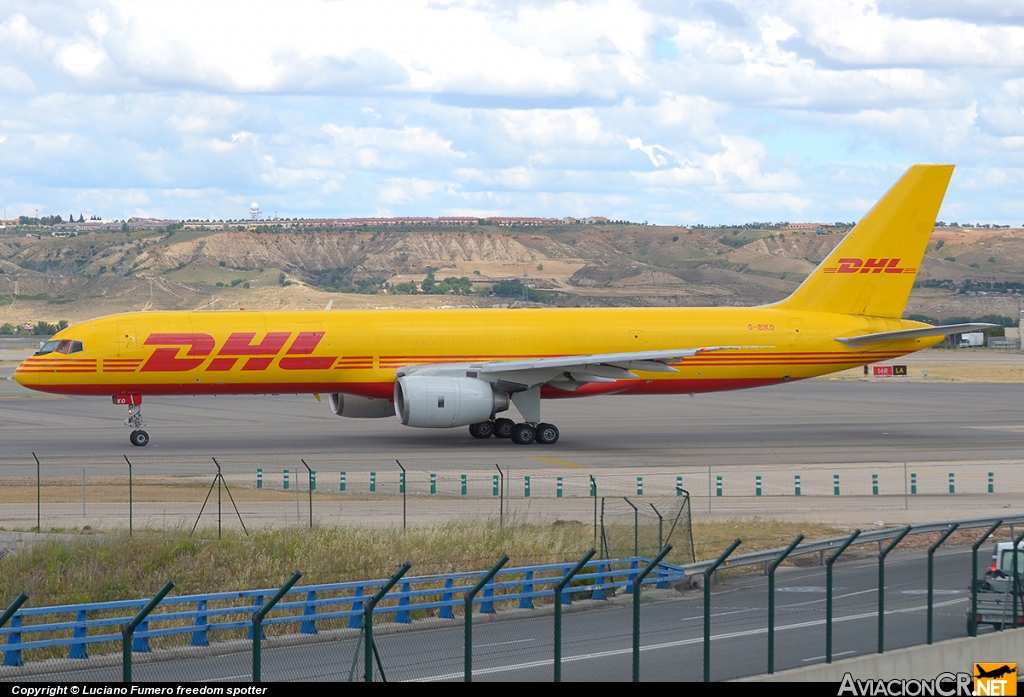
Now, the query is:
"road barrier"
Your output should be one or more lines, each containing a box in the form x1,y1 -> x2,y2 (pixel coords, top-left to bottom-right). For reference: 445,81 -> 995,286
0,512 -> 1022,681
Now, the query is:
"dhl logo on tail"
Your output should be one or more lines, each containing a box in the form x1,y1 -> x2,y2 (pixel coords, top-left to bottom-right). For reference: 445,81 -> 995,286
822,258 -> 916,274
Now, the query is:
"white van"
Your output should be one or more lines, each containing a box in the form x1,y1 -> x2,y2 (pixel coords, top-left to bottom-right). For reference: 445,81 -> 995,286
989,541 -> 1024,577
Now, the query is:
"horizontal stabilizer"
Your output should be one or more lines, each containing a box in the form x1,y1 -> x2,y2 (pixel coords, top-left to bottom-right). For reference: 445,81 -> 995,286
835,323 -> 998,347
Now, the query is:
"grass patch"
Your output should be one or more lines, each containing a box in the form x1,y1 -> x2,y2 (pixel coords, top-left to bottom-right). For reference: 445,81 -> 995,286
0,518 -> 847,606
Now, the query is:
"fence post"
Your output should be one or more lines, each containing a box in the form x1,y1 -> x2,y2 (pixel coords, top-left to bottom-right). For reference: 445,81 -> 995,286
123,580 -> 174,683
0,593 -> 28,668
252,571 -> 302,683
70,609 -> 89,659
928,524 -> 959,644
301,460 -> 313,530
703,539 -> 741,682
827,530 -> 861,663
633,545 -> 672,682
364,563 -> 411,683
554,549 -> 595,682
649,503 -> 664,551
395,583 -> 412,624
768,535 -> 804,674
396,460 -> 407,531
33,453 -> 40,533
1012,530 -> 1024,631
301,591 -> 318,634
624,497 -> 639,555
970,520 -> 1002,637
192,599 -> 209,647
878,526 -> 912,653
464,555 -> 509,682
125,455 -> 132,536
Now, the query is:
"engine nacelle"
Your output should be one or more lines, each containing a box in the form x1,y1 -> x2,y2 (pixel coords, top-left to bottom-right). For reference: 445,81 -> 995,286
394,376 -> 509,428
328,393 -> 396,418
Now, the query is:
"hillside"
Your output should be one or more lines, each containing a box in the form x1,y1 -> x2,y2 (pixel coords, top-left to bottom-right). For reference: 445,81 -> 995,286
1,223 -> 1022,326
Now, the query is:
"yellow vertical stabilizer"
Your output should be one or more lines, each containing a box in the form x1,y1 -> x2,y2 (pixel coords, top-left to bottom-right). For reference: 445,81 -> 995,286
774,164 -> 953,318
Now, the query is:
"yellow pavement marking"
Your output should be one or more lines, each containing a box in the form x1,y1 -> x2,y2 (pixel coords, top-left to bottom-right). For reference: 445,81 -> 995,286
531,456 -> 587,469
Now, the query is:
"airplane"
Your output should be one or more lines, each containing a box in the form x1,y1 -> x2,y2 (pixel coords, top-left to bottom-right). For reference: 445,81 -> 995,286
14,164 -> 994,447
975,665 -> 1016,680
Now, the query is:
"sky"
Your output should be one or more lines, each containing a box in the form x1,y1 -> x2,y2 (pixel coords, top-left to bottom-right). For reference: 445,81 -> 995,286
1,0 -> 1023,225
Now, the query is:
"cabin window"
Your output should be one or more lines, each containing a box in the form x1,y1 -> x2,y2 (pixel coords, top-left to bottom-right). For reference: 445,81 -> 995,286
34,340 -> 59,356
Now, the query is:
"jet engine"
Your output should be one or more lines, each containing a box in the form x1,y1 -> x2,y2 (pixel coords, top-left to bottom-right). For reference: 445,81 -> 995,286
394,376 -> 509,428
328,393 -> 396,418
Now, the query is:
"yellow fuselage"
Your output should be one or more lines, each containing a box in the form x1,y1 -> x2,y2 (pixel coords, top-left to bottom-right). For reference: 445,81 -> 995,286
14,307 -> 939,400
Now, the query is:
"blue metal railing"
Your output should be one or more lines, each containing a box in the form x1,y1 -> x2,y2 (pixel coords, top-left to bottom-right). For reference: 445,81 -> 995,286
0,556 -> 686,666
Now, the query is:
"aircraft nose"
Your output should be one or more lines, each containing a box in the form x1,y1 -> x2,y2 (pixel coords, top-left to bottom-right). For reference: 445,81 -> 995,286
13,363 -> 36,386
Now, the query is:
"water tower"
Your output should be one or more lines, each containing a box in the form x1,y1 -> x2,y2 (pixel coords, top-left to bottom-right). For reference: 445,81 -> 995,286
250,202 -> 260,221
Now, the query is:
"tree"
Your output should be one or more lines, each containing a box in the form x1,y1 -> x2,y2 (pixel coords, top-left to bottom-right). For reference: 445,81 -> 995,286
421,272 -> 436,294
78,214 -> 84,223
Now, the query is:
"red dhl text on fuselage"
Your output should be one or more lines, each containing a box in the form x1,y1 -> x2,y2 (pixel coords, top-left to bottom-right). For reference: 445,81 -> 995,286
14,307 -> 938,399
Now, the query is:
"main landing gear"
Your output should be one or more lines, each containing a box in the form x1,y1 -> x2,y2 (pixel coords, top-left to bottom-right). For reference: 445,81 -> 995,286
468,419 -> 559,445
119,396 -> 150,447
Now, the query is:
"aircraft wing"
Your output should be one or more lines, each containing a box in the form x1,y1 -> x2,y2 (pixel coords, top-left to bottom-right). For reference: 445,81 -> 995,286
835,323 -> 998,347
398,346 -> 737,390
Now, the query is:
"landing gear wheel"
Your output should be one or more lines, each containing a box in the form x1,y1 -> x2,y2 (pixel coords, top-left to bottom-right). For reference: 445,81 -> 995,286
494,418 -> 515,439
129,429 -> 150,447
469,421 -> 495,439
535,423 -> 559,445
512,423 -> 536,445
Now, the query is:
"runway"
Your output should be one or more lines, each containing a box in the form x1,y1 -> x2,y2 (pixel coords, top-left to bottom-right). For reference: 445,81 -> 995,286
2,367 -> 1023,473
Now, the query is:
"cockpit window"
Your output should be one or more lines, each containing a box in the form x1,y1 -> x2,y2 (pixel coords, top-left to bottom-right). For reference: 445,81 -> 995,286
35,340 -> 59,356
33,339 -> 83,356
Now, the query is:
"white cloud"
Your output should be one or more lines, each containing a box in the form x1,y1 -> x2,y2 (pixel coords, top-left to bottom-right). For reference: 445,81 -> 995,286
627,137 -> 669,167
55,43 -> 108,78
